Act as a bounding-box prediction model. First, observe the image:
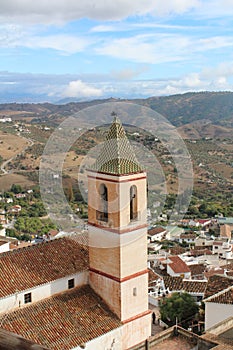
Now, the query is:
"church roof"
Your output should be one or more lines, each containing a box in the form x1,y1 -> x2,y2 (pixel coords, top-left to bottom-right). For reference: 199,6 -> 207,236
91,115 -> 143,175
0,285 -> 121,350
0,236 -> 88,298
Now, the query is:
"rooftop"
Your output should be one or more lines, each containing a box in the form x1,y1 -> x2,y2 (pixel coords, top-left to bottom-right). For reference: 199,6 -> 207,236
205,286 -> 233,305
189,264 -> 206,277
180,233 -> 196,239
148,227 -> 166,237
163,276 -> 207,294
0,236 -> 88,298
0,328 -> 50,350
91,116 -> 143,175
168,256 -> 191,274
204,275 -> 233,299
0,285 -> 121,350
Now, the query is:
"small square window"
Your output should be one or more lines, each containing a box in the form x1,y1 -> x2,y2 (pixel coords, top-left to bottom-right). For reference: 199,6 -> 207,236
68,278 -> 75,289
24,292 -> 32,304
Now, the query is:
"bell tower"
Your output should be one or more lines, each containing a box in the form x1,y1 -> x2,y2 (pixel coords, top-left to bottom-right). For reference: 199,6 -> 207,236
87,116 -> 151,348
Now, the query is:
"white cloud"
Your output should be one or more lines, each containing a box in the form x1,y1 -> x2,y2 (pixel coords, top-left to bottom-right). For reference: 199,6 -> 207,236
1,65 -> 233,103
0,0 -> 200,24
62,80 -> 103,98
202,62 -> 233,79
0,26 -> 91,54
23,34 -> 90,54
194,0 -> 233,18
96,33 -> 233,65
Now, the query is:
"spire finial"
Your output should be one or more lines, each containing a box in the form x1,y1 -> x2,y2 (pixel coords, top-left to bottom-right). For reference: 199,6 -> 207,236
111,111 -> 121,124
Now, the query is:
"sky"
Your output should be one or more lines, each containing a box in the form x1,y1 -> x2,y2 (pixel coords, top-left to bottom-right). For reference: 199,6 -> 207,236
1,0 -> 233,102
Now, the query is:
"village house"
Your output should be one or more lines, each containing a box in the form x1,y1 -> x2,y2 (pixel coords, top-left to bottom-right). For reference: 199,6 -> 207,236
8,204 -> 21,215
179,232 -> 196,245
14,193 -> 26,199
167,255 -> 191,279
212,240 -> 233,259
204,285 -> 233,330
147,226 -> 167,242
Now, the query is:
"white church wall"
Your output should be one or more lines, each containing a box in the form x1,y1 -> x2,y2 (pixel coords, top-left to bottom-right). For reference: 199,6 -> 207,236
205,302 -> 233,330
75,327 -> 123,350
0,241 -> 9,253
0,271 -> 88,314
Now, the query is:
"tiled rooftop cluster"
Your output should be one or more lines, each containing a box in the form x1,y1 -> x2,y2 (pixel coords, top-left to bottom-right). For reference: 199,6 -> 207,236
148,227 -> 166,236
189,264 -> 206,277
204,275 -> 233,299
163,276 -> 207,294
0,285 -> 121,350
0,237 -> 89,297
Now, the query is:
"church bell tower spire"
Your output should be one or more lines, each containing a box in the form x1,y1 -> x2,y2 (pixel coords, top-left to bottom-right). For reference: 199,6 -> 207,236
87,115 -> 151,348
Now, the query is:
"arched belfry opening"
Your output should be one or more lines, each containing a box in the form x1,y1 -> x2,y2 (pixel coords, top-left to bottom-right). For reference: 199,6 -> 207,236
97,183 -> 108,222
130,185 -> 137,221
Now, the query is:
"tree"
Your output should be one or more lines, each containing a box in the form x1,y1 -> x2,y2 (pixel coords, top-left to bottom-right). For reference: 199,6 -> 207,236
10,184 -> 22,194
159,292 -> 198,328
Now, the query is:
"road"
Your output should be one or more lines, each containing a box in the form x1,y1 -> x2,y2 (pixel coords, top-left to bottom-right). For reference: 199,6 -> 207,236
0,136 -> 34,175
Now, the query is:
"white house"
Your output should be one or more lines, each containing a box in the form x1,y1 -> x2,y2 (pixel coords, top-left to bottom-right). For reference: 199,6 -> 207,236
148,226 -> 167,242
179,233 -> 196,245
204,285 -> 233,330
0,240 -> 9,253
167,255 -> 191,279
212,240 -> 233,259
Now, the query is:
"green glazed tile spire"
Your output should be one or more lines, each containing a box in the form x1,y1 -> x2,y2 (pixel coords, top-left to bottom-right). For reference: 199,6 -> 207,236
91,114 -> 143,175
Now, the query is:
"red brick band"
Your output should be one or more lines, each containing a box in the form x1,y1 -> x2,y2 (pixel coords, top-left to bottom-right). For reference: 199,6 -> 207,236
88,222 -> 148,234
122,310 -> 152,324
89,267 -> 148,283
87,173 -> 146,183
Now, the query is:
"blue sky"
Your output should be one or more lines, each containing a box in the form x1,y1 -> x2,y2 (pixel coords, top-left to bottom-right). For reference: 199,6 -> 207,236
1,0 -> 233,102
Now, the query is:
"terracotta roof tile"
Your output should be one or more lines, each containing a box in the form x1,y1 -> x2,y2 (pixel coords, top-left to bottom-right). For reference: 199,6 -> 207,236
163,276 -> 207,294
148,268 -> 161,284
0,328 -> 50,350
163,276 -> 183,291
204,268 -> 225,278
169,246 -> 185,255
0,236 -> 88,297
204,275 -> 233,299
189,264 -> 206,277
205,286 -> 233,304
180,233 -> 196,239
182,280 -> 207,294
148,227 -> 166,237
168,256 -> 191,274
0,285 -> 121,350
190,248 -> 212,257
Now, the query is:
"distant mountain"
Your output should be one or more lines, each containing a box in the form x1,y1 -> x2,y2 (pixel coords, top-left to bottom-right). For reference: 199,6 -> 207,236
141,91 -> 233,127
0,92 -> 233,128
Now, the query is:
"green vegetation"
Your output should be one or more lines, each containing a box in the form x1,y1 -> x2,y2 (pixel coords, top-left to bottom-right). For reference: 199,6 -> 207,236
159,292 -> 199,328
14,217 -> 56,236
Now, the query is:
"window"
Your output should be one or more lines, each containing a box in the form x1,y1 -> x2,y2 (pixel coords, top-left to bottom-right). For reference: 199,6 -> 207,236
133,287 -> 137,296
130,185 -> 137,221
97,184 -> 108,222
68,278 -> 75,289
24,292 -> 32,304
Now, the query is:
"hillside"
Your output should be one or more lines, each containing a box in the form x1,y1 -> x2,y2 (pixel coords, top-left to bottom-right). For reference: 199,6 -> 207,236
0,92 -> 233,129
